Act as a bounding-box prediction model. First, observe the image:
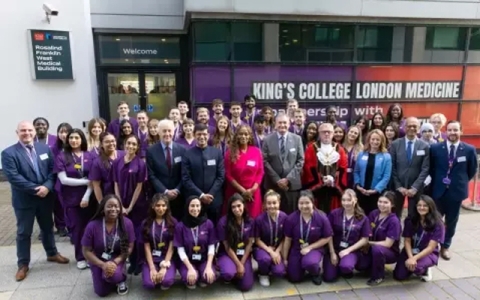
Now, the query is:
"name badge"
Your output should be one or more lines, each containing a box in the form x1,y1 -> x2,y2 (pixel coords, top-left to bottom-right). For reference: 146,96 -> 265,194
152,250 -> 162,257
101,252 -> 112,261
247,160 -> 256,167
236,249 -> 245,256
458,156 -> 466,163
361,156 -> 368,161
174,156 -> 181,163
39,153 -> 48,160
412,248 -> 420,255
347,168 -> 353,173
289,148 -> 296,152
300,243 -> 309,249
207,159 -> 216,166
192,254 -> 202,261
416,150 -> 425,156
340,241 -> 349,249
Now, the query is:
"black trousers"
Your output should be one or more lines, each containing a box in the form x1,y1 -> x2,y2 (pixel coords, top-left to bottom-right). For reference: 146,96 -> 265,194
356,192 -> 380,216
394,191 -> 420,218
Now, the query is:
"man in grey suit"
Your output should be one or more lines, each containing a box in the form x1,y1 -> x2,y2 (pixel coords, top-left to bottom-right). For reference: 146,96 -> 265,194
390,117 -> 430,217
262,113 -> 304,213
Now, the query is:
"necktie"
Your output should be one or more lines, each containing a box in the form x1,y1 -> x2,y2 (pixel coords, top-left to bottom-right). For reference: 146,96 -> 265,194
280,136 -> 286,159
166,146 -> 172,170
406,141 -> 413,162
449,144 -> 455,162
26,144 -> 41,179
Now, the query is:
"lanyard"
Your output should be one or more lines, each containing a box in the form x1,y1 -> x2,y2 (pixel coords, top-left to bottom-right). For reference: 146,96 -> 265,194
238,221 -> 245,241
246,109 -> 255,127
348,149 -> 355,167
103,218 -> 118,254
413,229 -> 425,249
373,215 -> 388,240
342,214 -> 354,242
152,220 -> 165,250
191,227 -> 199,246
35,135 -> 48,144
299,215 -> 312,242
268,213 -> 279,246
72,152 -> 84,176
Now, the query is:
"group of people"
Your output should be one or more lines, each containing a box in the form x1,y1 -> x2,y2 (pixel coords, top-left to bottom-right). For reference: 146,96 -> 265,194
2,95 -> 478,297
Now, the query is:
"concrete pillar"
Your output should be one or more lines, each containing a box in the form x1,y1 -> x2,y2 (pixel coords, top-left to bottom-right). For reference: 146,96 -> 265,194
263,23 -> 280,62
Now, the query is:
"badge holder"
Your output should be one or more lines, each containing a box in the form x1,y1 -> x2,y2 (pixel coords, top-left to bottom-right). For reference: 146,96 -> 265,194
299,239 -> 309,249
101,252 -> 112,261
152,250 -> 162,257
236,242 -> 245,256
442,178 -> 451,185
340,241 -> 349,249
412,248 -> 420,255
192,246 -> 202,261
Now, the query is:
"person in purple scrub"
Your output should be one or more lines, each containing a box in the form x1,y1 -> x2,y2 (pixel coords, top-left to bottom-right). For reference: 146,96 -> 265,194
168,108 -> 182,141
176,118 -> 197,149
385,104 -> 406,138
143,118 -> 160,154
356,191 -> 401,286
342,126 -> 363,189
107,101 -> 139,139
89,133 -> 124,203
112,134 -> 147,274
254,190 -> 287,287
325,105 -> 347,130
33,117 -> 57,149
429,113 -> 447,143
209,98 -> 225,128
117,119 -> 133,151
286,99 -> 299,124
136,111 -> 149,157
261,106 -> 275,134
229,102 -> 246,133
82,194 -> 135,296
282,190 -> 332,285
242,95 -> 258,129
86,118 -> 105,158
289,108 -> 306,136
323,189 -> 371,282
178,101 -> 190,124
141,194 -> 177,290
174,196 -> 217,289
209,115 -> 233,156
217,193 -> 255,291
394,195 -> 445,282
253,115 -> 267,149
196,107 -> 216,135
55,129 -> 95,269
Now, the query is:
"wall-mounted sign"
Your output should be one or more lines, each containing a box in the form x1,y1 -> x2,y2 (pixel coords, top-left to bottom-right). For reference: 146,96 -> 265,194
27,30 -> 74,80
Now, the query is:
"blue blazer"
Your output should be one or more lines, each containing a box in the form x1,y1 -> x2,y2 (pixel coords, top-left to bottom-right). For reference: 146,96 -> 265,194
1,142 -> 55,209
429,141 -> 477,202
354,151 -> 392,193
146,142 -> 185,193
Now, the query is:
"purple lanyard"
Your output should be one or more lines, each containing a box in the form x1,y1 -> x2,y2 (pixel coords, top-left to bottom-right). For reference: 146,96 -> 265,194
348,149 -> 354,167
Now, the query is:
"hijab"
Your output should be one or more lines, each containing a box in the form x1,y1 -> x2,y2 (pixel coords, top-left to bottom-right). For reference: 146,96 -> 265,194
182,195 -> 208,228
420,123 -> 435,144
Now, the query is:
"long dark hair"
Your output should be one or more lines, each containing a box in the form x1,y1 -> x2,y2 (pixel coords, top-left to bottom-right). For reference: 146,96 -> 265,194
55,123 -> 72,152
226,193 -> 250,249
118,119 -> 133,149
98,132 -> 116,170
92,194 -> 130,257
123,134 -> 141,155
411,195 -> 443,232
370,112 -> 386,131
354,116 -> 369,137
302,121 -> 319,147
63,128 -> 88,165
142,194 -> 175,242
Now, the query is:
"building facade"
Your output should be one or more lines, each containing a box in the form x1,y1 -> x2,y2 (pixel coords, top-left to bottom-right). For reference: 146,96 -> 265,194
1,0 -> 480,159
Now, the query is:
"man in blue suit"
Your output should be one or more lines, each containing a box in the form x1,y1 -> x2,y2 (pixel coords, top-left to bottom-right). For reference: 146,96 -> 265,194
430,120 -> 478,260
182,123 -> 225,224
2,121 -> 69,281
146,119 -> 186,219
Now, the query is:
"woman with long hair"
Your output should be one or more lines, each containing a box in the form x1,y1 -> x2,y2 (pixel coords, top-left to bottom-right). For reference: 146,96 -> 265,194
384,123 -> 399,150
385,104 -> 406,137
333,125 -> 345,144
282,190 -> 332,285
356,191 -> 401,286
260,106 -> 275,134
217,193 -> 255,291
301,121 -> 319,149
54,128 -> 95,270
354,116 -> 369,142
394,195 -> 444,282
81,195 -> 135,296
323,189 -> 371,282
117,119 -> 133,150
86,118 -> 105,157
370,112 -> 386,131
224,125 -> 264,218
209,115 -> 233,156
254,190 -> 287,286
342,126 -> 363,189
174,196 -> 217,289
176,118 -> 197,149
141,194 -> 177,290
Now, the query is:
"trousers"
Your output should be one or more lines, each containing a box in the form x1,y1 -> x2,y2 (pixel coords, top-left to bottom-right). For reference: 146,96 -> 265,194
142,262 -> 176,289
217,255 -> 254,291
393,250 -> 438,280
323,251 -> 361,282
52,192 -> 65,230
287,249 -> 322,283
253,248 -> 286,277
434,194 -> 461,249
90,262 -> 126,297
356,245 -> 399,280
65,206 -> 91,262
178,260 -> 216,286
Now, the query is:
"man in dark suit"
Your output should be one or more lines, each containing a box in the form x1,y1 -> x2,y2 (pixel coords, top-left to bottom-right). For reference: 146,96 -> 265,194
182,123 -> 225,224
146,119 -> 186,219
390,117 -> 430,217
2,121 -> 69,281
430,120 -> 478,260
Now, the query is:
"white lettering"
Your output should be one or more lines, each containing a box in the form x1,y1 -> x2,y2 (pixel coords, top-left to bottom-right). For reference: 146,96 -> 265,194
122,48 -> 158,55
405,82 -> 460,99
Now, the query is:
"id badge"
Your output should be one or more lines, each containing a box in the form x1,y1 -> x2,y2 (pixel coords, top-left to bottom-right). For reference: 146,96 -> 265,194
340,241 -> 349,249
152,250 -> 162,257
412,248 -> 420,254
101,252 -> 112,261
192,254 -> 202,261
300,242 -> 309,249
236,249 -> 245,256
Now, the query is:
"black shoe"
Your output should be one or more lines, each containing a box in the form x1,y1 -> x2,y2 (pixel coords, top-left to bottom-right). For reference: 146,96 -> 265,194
367,278 -> 383,286
311,275 -> 323,285
127,264 -> 136,275
341,272 -> 354,279
133,264 -> 142,276
57,228 -> 68,237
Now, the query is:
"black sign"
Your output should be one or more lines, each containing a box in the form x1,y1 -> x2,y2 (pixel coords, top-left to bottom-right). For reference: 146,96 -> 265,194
28,30 -> 73,80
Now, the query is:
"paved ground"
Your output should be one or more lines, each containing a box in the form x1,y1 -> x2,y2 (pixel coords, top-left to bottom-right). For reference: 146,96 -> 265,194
1,182 -> 480,299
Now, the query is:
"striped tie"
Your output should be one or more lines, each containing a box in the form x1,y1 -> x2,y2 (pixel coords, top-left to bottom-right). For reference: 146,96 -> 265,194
280,136 -> 285,159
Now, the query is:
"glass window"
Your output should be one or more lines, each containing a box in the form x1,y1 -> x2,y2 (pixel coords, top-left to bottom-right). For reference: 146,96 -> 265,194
194,22 -> 230,61
469,28 -> 480,50
357,26 -> 394,62
425,27 -> 467,50
231,23 -> 263,61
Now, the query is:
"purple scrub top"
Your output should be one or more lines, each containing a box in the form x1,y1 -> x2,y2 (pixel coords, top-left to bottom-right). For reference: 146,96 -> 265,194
139,218 -> 178,263
254,211 -> 288,247
284,210 -> 333,252
174,220 -> 217,263
328,208 -> 371,251
216,215 -> 254,256
88,150 -> 125,197
108,118 -> 139,139
175,137 -> 197,150
368,209 -> 401,253
35,133 -> 57,150
112,155 -> 147,208
402,217 -> 445,256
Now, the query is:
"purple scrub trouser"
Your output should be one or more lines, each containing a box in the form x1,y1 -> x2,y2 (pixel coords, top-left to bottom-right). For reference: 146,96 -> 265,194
142,262 -> 176,289
178,260 -> 216,286
253,248 -> 286,277
217,255 -> 254,291
323,251 -> 361,282
287,250 -> 323,282
356,245 -> 399,280
393,250 -> 438,280
65,206 -> 90,261
52,192 -> 65,230
90,262 -> 126,297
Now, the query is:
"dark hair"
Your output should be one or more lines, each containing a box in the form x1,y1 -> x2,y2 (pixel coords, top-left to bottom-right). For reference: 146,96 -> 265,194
229,125 -> 254,163
446,120 -> 462,130
118,120 -> 133,149
63,128 -> 88,165
226,193 -> 250,249
384,122 -> 399,145
302,121 -> 319,147
411,195 -> 443,232
244,95 -> 256,101
386,104 -> 404,124
254,115 -> 265,124
194,123 -> 208,133
380,191 -> 396,208
98,132 -> 116,170
354,116 -> 369,137
370,112 -> 386,131
33,117 -> 49,128
142,194 -> 176,242
333,125 -> 346,144
123,134 -> 141,155
230,101 -> 242,108
55,123 -> 72,152
92,194 -> 130,258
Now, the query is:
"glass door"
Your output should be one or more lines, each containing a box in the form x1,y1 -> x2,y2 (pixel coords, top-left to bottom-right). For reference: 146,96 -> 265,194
145,73 -> 177,120
106,73 -> 142,119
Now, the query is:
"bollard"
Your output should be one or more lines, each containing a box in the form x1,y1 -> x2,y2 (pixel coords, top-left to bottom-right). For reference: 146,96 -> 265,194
461,157 -> 480,211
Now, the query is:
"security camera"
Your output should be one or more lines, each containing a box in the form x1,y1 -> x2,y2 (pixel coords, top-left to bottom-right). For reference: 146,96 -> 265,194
43,3 -> 58,23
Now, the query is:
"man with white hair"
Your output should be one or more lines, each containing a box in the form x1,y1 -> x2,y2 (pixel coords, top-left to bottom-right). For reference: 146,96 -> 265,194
146,119 -> 186,219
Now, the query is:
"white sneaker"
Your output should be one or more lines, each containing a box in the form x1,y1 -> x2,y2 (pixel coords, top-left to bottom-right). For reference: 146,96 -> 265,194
186,284 -> 196,289
160,286 -> 170,291
117,281 -> 129,295
259,275 -> 271,287
76,261 -> 88,270
421,267 -> 433,282
198,282 -> 207,288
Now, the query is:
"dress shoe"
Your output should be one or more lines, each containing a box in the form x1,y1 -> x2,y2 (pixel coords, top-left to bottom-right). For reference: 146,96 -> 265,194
47,253 -> 70,264
440,248 -> 451,260
15,266 -> 29,281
